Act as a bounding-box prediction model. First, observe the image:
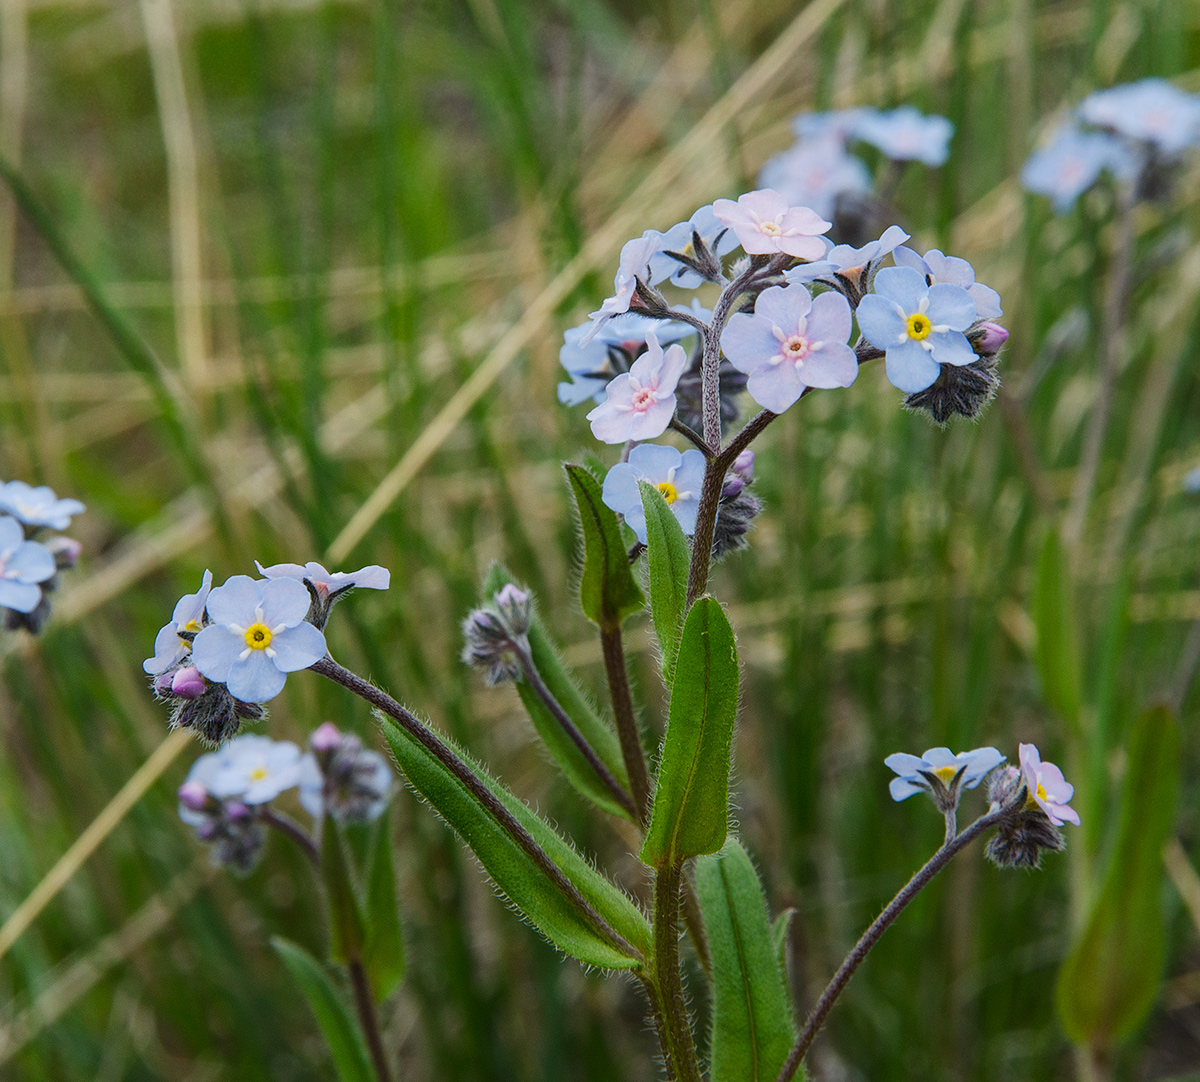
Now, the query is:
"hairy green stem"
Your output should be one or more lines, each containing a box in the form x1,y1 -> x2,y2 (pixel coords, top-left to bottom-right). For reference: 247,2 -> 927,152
599,623 -> 652,823
312,655 -> 642,963
654,861 -> 703,1082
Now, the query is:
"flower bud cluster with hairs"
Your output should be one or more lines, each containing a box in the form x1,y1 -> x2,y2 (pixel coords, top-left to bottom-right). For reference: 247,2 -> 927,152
461,583 -> 532,686
145,561 -> 389,745
0,480 -> 85,635
299,722 -> 395,823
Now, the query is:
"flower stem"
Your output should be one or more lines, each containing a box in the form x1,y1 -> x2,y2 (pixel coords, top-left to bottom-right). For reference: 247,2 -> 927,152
654,861 -> 704,1082
311,655 -> 643,963
516,646 -> 638,820
599,623 -> 652,824
348,955 -> 395,1082
774,802 -> 1012,1082
260,807 -> 319,866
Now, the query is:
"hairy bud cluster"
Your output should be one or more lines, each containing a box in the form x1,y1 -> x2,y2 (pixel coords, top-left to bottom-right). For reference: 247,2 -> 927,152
462,584 -> 532,686
984,766 -> 1066,869
301,723 -> 394,823
178,785 -> 267,875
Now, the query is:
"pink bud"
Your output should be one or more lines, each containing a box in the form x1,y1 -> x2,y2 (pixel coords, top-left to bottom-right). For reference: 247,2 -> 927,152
311,721 -> 342,752
225,800 -> 252,821
495,583 -> 529,609
46,537 -> 82,569
732,450 -> 755,483
171,666 -> 206,700
976,322 -> 1009,355
178,780 -> 209,811
155,672 -> 175,696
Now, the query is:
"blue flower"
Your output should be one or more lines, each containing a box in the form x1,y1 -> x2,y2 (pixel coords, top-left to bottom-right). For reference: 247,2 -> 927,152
851,106 -> 954,166
1021,124 -> 1135,212
582,231 -> 666,345
298,723 -> 394,823
885,746 -> 1004,809
601,444 -> 706,545
786,225 -> 910,293
792,108 -> 875,145
649,204 -> 741,288
144,569 -> 213,676
758,136 -> 872,222
0,481 -> 85,531
892,245 -> 1002,320
856,266 -> 977,393
201,734 -> 304,804
0,516 -> 56,614
191,575 -> 327,703
1080,78 -> 1200,156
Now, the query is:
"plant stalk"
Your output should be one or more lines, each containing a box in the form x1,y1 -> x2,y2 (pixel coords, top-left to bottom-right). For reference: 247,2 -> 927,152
349,955 -> 395,1082
599,623 -> 652,823
654,861 -> 703,1082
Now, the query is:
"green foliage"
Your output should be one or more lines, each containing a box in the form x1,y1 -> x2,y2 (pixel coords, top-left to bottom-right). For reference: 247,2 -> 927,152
565,464 -> 645,628
641,598 -> 739,866
321,818 -> 366,964
482,564 -> 632,817
1057,706 -> 1181,1049
379,714 -> 652,970
696,839 -> 795,1082
1034,529 -> 1083,731
271,937 -> 375,1082
640,481 -> 691,684
363,810 -> 406,1002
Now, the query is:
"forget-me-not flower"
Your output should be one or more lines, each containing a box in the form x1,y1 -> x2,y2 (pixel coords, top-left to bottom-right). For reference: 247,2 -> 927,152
299,723 -> 394,823
649,204 -> 740,288
1079,78 -> 1200,156
256,560 -> 389,595
856,266 -> 977,393
758,137 -> 873,224
587,329 -> 688,444
786,225 -> 910,295
892,245 -> 1002,320
885,746 -> 1004,811
851,106 -> 953,166
0,516 -> 56,614
721,283 -> 857,413
1021,125 -> 1135,212
202,734 -> 304,804
0,481 -> 85,531
602,444 -> 706,545
712,189 -> 831,261
144,569 -> 213,676
792,108 -> 874,145
581,231 -> 665,345
191,575 -> 327,703
1018,743 -> 1080,826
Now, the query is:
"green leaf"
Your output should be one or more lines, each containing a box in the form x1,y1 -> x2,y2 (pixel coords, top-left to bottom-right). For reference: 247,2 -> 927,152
1056,705 -> 1180,1049
640,481 -> 691,685
363,810 -> 406,1001
321,818 -> 366,965
379,714 -> 652,970
482,564 -> 631,818
771,907 -> 796,981
271,937 -> 375,1082
696,840 -> 795,1082
641,598 -> 739,866
1034,528 -> 1083,730
565,464 -> 644,627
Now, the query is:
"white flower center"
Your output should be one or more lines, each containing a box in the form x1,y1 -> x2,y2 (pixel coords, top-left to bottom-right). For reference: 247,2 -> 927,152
630,386 -> 656,411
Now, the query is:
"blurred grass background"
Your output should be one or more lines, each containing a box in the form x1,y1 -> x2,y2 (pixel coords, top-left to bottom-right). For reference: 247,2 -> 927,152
0,0 -> 1198,1078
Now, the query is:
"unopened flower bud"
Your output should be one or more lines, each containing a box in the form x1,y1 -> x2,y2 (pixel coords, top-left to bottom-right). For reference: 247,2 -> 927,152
973,322 -> 1009,356
904,355 -> 999,425
493,583 -> 531,637
732,450 -> 755,484
462,606 -> 523,686
171,666 -> 206,700
310,721 -> 342,753
45,536 -> 82,570
178,780 -> 210,812
225,800 -> 253,822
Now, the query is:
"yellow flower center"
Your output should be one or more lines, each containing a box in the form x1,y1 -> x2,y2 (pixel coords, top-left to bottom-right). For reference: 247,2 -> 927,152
1036,781 -> 1048,803
249,767 -> 269,781
759,220 -> 782,237
933,764 -> 957,784
183,619 -> 201,633
244,623 -> 273,650
906,313 -> 932,340
656,482 -> 678,504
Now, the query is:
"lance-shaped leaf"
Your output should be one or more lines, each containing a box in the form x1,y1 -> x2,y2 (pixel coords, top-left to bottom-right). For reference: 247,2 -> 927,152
1034,529 -> 1083,731
640,481 -> 691,685
321,818 -> 365,965
1057,706 -> 1180,1048
272,937 -> 374,1082
697,840 -> 795,1082
641,598 -> 739,866
482,564 -> 631,818
566,464 -> 644,627
380,715 -> 652,970
363,810 -> 406,1001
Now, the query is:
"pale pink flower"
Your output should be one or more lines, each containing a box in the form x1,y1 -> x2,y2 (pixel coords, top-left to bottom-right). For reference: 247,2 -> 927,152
586,329 -> 688,444
712,189 -> 830,260
1018,743 -> 1080,826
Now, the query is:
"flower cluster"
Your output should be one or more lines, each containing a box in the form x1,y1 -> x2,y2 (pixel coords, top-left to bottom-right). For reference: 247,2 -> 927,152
885,741 -> 1079,867
178,727 -> 394,872
462,582 -> 532,685
1022,78 -> 1200,211
146,561 -> 388,744
0,480 -> 85,634
760,106 -> 952,235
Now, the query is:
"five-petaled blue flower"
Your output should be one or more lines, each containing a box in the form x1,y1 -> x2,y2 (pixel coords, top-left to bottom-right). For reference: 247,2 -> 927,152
649,204 -> 740,289
892,245 -> 1002,320
0,481 -> 85,531
851,106 -> 954,166
201,733 -> 305,804
1079,78 -> 1200,156
885,746 -> 1004,806
1020,124 -> 1134,212
144,569 -> 213,676
602,444 -> 706,545
856,266 -> 977,393
191,575 -> 327,703
786,225 -> 910,293
0,516 -> 55,614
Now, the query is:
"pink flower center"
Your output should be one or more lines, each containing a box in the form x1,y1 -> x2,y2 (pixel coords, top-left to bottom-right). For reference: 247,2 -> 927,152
630,387 -> 656,411
782,334 -> 811,362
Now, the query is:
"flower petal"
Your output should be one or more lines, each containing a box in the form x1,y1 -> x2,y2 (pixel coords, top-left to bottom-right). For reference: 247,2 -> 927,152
885,340 -> 941,393
270,621 -> 328,672
227,652 -> 288,703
